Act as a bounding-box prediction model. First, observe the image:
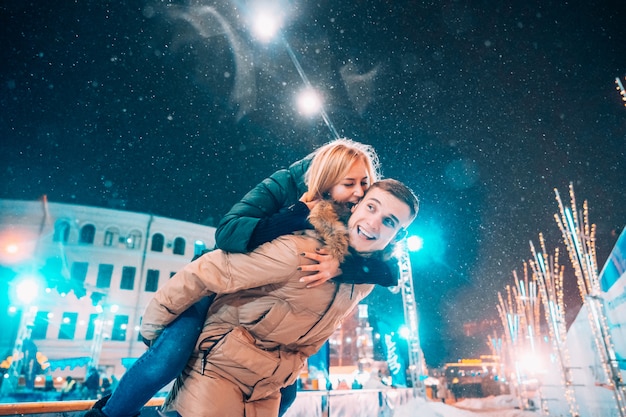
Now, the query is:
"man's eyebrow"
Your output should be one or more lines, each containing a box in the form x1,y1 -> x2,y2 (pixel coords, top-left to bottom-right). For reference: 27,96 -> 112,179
368,197 -> 400,225
370,197 -> 400,224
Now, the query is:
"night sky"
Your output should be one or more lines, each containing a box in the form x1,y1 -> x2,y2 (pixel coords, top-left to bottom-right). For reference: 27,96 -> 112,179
2,0 -> 625,367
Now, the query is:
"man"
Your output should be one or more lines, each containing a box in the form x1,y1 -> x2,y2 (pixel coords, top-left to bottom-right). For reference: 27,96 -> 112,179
140,179 -> 419,417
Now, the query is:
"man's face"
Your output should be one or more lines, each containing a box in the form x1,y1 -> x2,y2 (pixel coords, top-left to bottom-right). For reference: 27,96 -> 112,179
347,187 -> 413,254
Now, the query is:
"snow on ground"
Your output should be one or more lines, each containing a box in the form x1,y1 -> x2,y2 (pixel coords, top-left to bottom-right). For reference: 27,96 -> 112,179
394,395 -> 542,417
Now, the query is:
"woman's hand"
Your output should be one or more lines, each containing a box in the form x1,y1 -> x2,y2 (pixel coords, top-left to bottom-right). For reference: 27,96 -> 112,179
299,248 -> 342,288
300,192 -> 321,211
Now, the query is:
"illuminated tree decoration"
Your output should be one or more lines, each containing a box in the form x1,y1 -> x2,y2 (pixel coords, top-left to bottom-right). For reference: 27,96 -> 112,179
554,183 -> 626,417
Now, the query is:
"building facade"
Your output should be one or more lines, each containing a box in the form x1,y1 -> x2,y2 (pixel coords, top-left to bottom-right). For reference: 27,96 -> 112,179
0,198 -> 215,381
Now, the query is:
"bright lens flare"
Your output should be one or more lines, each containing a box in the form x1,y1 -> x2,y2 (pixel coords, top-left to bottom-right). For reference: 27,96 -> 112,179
15,276 -> 40,305
398,325 -> 410,339
252,12 -> 281,42
0,230 -> 37,264
297,89 -> 322,116
407,235 -> 424,252
518,352 -> 543,375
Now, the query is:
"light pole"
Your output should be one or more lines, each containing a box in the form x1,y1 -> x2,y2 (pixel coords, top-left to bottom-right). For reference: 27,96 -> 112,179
248,6 -> 340,140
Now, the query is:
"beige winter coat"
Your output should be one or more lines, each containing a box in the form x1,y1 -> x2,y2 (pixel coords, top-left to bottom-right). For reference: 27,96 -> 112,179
140,202 -> 375,417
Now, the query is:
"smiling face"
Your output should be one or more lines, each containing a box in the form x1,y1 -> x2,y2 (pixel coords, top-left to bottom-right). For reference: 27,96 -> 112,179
347,186 -> 414,254
327,159 -> 371,206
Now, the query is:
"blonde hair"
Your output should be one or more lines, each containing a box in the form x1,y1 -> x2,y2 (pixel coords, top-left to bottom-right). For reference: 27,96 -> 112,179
302,138 -> 381,202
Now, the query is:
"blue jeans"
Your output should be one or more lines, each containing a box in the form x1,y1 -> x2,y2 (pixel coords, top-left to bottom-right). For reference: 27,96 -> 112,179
102,297 -> 212,417
101,296 -> 298,417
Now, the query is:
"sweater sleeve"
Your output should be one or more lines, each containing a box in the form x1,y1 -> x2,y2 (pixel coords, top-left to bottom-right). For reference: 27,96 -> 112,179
247,202 -> 312,250
336,255 -> 400,287
214,169 -> 301,253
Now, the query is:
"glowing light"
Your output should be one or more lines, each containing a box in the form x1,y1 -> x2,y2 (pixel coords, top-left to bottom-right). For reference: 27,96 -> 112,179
398,325 -> 410,339
518,352 -> 543,374
110,304 -> 119,313
246,1 -> 286,43
252,11 -> 282,42
6,244 -> 18,254
15,276 -> 40,305
296,88 -> 322,116
0,229 -> 38,264
406,235 -> 423,252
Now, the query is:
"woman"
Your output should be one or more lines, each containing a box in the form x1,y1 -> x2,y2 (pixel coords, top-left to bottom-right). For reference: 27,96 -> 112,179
86,138 -> 399,417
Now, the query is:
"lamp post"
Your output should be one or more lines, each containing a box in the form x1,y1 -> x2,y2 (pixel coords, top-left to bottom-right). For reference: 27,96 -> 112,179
248,6 -> 340,140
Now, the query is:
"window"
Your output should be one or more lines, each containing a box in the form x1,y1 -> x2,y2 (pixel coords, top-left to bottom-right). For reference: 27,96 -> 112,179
120,266 -> 136,290
104,227 -> 120,247
96,264 -> 113,289
173,237 -> 186,255
85,313 -> 98,340
79,224 -> 95,244
194,240 -> 207,257
42,256 -> 63,283
169,272 -> 176,279
111,315 -> 128,341
151,233 -> 164,252
71,262 -> 88,298
145,269 -> 159,292
31,311 -> 50,339
126,230 -> 142,249
58,312 -> 78,340
71,262 -> 89,282
53,220 -> 70,243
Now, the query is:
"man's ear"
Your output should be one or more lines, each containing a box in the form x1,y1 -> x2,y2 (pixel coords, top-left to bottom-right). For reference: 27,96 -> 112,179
393,228 -> 408,243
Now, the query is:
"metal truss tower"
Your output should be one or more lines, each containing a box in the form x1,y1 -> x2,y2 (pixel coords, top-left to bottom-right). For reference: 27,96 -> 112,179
397,245 -> 426,397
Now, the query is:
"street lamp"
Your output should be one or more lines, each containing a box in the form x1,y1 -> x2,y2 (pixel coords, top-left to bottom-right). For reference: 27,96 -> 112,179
296,88 -> 323,117
247,5 -> 340,139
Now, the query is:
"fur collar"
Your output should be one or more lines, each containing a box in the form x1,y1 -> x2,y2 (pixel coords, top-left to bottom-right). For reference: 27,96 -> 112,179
307,200 -> 351,263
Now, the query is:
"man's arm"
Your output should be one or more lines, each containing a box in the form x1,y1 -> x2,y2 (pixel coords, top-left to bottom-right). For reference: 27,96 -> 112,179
140,237 -> 303,341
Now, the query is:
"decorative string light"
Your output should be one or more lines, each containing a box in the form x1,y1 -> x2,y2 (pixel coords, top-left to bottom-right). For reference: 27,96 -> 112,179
529,236 -> 579,417
615,77 -> 626,107
554,183 -> 626,417
496,267 -> 548,412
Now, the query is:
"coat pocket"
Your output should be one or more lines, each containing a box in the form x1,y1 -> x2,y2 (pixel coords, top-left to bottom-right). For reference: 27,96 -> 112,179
244,301 -> 291,340
206,326 -> 280,391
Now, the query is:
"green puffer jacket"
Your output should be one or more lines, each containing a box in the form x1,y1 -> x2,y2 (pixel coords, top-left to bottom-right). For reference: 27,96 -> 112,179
215,157 -> 311,253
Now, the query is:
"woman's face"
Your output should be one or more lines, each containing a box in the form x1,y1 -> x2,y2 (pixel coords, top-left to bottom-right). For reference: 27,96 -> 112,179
328,159 -> 371,206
